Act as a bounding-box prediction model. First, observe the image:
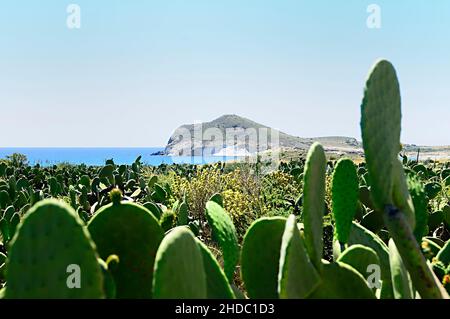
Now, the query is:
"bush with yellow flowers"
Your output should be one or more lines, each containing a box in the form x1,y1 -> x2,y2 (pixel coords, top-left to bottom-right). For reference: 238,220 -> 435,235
169,164 -> 262,240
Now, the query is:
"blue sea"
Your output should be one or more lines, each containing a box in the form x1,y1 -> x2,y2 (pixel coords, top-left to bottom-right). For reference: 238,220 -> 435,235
0,148 -> 241,167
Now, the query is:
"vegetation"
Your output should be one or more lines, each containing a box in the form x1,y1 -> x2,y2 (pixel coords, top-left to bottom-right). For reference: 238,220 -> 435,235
1,60 -> 450,299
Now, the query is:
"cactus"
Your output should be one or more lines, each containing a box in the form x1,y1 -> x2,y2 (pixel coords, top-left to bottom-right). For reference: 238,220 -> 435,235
209,193 -> 224,207
347,221 -> 394,298
143,201 -> 162,220
196,238 -> 235,299
360,60 -> 401,212
98,258 -> 116,299
388,239 -> 414,299
205,201 -> 239,282
0,190 -> 10,209
384,204 -> 448,298
87,192 -> 164,298
337,244 -> 380,292
407,174 -> 428,241
241,217 -> 286,298
278,215 -> 321,298
361,59 -> 447,299
391,159 -> 416,229
307,262 -> 376,299
160,209 -> 176,232
176,200 -> 189,226
302,142 -> 326,271
152,227 -> 207,299
424,182 -> 442,200
331,158 -> 359,244
4,200 -> 104,298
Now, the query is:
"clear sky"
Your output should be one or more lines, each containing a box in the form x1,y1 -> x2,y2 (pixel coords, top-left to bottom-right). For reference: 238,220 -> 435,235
1,0 -> 449,147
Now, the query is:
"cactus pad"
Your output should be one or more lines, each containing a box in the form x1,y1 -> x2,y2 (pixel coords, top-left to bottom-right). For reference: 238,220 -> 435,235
360,59 -> 401,210
5,200 -> 104,298
153,227 -> 207,298
331,158 -> 359,243
241,217 -> 286,298
278,215 -> 321,298
302,142 -> 326,271
308,262 -> 375,299
205,201 -> 239,281
88,201 -> 164,298
196,238 -> 235,299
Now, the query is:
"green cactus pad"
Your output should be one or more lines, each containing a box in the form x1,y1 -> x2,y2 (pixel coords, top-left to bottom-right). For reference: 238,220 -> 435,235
5,200 -> 104,298
384,205 -> 449,299
337,244 -> 380,288
88,201 -> 164,298
143,201 -> 162,220
391,159 -> 416,229
205,201 -> 239,281
331,159 -> 359,243
425,182 -> 442,200
361,210 -> 384,233
428,211 -> 444,231
209,193 -> 224,207
308,262 -> 376,299
407,174 -> 428,241
388,239 -> 414,299
302,142 -> 326,271
196,238 -> 235,299
348,222 -> 393,298
241,217 -> 286,298
278,215 -> 321,299
176,201 -> 189,226
360,60 -> 401,211
98,258 -> 116,299
153,227 -> 207,299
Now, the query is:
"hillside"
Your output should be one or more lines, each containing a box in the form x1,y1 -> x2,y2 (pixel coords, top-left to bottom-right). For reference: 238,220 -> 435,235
160,114 -> 363,157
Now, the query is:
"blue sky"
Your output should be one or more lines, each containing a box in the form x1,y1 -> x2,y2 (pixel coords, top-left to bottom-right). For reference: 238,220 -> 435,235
1,0 -> 449,147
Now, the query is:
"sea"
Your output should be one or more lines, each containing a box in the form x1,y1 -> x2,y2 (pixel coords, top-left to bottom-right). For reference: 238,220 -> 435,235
0,148 -> 241,167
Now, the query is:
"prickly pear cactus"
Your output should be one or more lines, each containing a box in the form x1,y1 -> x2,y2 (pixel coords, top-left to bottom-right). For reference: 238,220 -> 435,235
407,174 -> 428,242
347,222 -> 394,298
5,200 -> 104,298
196,238 -> 235,299
360,59 -> 401,211
205,201 -> 239,281
391,159 -> 416,229
360,60 -> 447,299
307,262 -> 376,299
278,215 -> 321,299
331,158 -> 359,244
87,191 -> 164,298
176,200 -> 189,226
209,193 -> 224,207
302,142 -> 326,271
241,217 -> 286,298
388,239 -> 414,299
153,227 -> 207,299
337,244 -> 380,292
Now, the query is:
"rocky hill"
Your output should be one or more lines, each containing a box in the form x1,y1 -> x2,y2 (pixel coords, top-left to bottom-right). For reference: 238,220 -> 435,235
159,114 -> 363,157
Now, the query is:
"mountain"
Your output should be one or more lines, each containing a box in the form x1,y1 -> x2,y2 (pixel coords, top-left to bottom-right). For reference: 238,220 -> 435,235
159,114 -> 363,157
